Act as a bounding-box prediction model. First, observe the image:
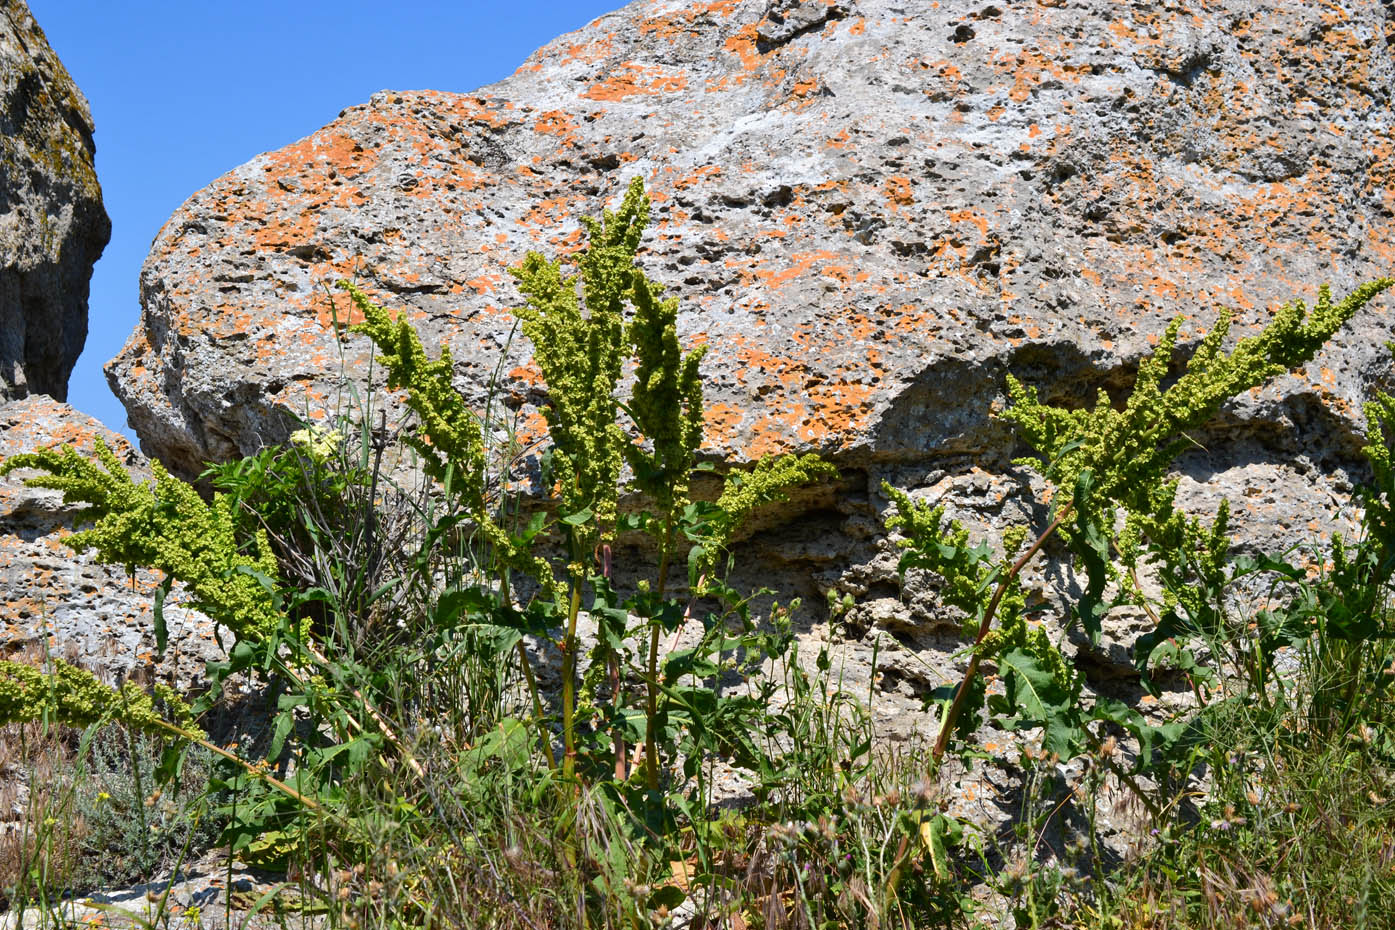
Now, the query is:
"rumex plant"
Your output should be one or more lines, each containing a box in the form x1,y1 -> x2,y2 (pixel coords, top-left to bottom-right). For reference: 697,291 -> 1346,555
884,279 -> 1394,778
346,177 -> 837,812
3,172 -> 1389,925
0,656 -> 201,740
0,440 -> 284,650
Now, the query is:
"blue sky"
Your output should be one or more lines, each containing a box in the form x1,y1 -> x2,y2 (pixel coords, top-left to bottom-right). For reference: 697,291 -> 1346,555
27,0 -> 622,437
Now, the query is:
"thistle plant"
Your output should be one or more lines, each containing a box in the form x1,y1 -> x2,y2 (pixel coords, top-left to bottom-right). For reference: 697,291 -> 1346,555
886,280 -> 1394,768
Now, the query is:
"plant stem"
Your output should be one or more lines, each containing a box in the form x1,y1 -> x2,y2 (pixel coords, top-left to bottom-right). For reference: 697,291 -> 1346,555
517,638 -> 557,770
932,506 -> 1072,764
502,572 -> 557,770
149,718 -> 329,816
561,579 -> 583,783
645,516 -> 675,793
610,652 -> 627,781
598,543 -> 626,781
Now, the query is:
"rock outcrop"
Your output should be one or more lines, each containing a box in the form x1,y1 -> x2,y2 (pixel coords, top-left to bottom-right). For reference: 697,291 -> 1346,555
0,396 -> 225,689
0,0 -> 110,401
107,0 -> 1394,688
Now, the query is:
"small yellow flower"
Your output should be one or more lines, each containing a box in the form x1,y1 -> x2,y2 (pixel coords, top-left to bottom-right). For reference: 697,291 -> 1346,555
289,425 -> 340,461
96,791 -> 111,803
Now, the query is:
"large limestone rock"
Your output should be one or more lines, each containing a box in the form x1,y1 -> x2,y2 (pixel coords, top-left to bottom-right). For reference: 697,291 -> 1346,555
0,0 -> 110,401
108,0 -> 1394,690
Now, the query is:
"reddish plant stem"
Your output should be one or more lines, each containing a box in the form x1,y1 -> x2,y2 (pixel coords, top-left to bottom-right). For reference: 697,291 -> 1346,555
931,505 -> 1073,764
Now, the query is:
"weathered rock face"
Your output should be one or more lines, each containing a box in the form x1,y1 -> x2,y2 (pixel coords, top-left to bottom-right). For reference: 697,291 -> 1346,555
109,0 -> 1395,684
0,396 -> 226,689
0,0 -> 110,401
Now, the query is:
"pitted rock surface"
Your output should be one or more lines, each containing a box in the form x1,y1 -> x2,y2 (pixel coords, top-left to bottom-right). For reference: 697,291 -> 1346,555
0,0 -> 109,401
109,1 -> 1394,661
0,853 -> 303,930
0,396 -> 228,689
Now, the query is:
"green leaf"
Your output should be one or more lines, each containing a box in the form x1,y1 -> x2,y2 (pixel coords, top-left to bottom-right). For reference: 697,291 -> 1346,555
996,648 -> 1080,757
687,543 -> 707,586
466,718 -> 536,773
648,885 -> 687,910
997,649 -> 1069,720
152,575 -> 172,657
518,509 -> 549,545
1092,698 -> 1186,770
1070,470 -> 1111,643
560,507 -> 594,526
268,708 -> 295,762
920,813 -> 963,881
617,511 -> 649,533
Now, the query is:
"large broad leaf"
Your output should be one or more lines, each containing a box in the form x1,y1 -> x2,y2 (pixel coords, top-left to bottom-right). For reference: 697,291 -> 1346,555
517,509 -> 550,546
996,648 -> 1080,758
462,593 -> 561,638
432,586 -> 497,627
1140,638 -> 1214,690
459,623 -> 522,660
152,575 -> 173,657
461,717 -> 536,776
267,692 -> 303,762
560,506 -> 594,526
996,649 -> 1071,720
1133,606 -> 1190,680
589,576 -> 631,651
920,813 -> 964,881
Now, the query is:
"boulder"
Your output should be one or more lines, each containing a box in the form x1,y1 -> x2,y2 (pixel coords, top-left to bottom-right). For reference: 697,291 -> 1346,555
0,0 -> 110,401
107,0 -> 1394,678
0,395 -> 226,689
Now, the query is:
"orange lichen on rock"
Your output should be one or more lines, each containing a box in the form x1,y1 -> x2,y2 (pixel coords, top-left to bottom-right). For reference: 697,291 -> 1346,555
583,64 -> 689,101
723,24 -> 764,71
884,176 -> 914,206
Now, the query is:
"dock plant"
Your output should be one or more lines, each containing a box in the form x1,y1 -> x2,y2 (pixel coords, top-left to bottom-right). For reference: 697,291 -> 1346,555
345,178 -> 836,816
884,279 -> 1394,781
0,175 -> 1391,926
